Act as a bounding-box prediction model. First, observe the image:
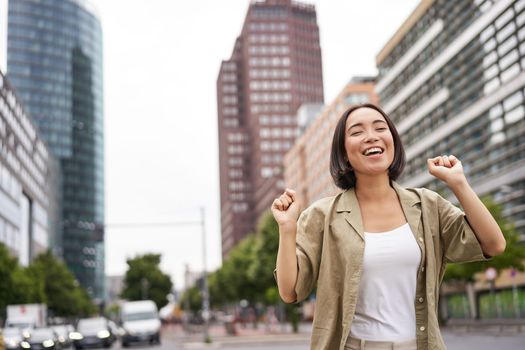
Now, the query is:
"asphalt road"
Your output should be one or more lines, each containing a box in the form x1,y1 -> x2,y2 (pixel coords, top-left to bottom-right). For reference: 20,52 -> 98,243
101,330 -> 525,350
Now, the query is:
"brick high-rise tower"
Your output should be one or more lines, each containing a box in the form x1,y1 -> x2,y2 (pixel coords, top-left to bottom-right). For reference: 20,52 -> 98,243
217,0 -> 324,258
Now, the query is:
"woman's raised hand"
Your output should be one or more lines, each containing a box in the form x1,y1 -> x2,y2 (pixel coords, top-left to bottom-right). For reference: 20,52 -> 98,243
271,188 -> 301,228
427,154 -> 467,187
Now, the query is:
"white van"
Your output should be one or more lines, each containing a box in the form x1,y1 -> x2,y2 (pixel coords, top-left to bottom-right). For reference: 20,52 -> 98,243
120,300 -> 161,347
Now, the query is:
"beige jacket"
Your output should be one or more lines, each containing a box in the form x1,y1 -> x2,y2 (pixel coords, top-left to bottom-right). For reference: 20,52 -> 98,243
277,182 -> 488,350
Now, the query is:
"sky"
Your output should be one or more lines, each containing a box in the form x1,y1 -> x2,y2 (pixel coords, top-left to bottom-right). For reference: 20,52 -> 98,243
1,0 -> 421,290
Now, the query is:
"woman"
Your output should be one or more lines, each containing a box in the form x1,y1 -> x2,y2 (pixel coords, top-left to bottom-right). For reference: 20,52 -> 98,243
271,103 -> 506,350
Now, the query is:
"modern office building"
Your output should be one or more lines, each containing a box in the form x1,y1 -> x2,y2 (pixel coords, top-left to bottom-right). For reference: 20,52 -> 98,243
7,0 -> 105,299
376,0 -> 525,233
217,0 -> 324,258
0,69 -> 58,266
284,77 -> 378,206
376,0 -> 525,315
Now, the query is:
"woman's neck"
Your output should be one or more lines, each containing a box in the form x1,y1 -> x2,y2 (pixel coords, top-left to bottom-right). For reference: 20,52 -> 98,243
355,175 -> 394,202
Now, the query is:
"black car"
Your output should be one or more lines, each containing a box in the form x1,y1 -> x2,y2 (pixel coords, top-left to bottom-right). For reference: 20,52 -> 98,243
20,328 -> 60,350
70,318 -> 115,349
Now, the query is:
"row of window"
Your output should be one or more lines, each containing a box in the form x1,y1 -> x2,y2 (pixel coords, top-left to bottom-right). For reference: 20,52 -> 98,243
260,114 -> 296,125
248,22 -> 288,32
260,140 -> 292,151
0,160 -> 21,201
250,80 -> 291,90
249,34 -> 288,44
249,45 -> 290,55
259,127 -> 297,138
222,95 -> 238,105
0,217 -> 20,252
227,145 -> 245,155
262,154 -> 283,164
250,92 -> 292,102
0,93 -> 35,153
251,103 -> 290,113
229,181 -> 250,191
261,166 -> 282,178
223,118 -> 239,127
222,107 -> 238,116
249,68 -> 291,78
222,84 -> 237,93
227,132 -> 246,142
221,73 -> 237,82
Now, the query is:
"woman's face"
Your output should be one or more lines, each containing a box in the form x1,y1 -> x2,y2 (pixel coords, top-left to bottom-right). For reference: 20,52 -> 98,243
344,107 -> 395,177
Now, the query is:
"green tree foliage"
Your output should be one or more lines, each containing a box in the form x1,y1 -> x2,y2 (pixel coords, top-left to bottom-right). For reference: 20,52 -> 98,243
121,253 -> 173,309
0,244 -> 95,318
0,243 -> 20,316
248,213 -> 280,303
444,196 -> 525,282
179,286 -> 202,313
30,251 -> 96,317
206,211 -> 281,307
10,266 -> 46,304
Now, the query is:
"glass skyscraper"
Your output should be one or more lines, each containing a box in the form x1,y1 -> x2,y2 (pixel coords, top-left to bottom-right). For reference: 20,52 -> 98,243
7,0 -> 105,299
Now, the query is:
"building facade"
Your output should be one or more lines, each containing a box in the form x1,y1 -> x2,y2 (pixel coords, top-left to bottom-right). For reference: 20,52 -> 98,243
217,0 -> 324,257
376,0 -> 525,234
376,0 -> 525,316
0,70 -> 58,266
7,0 -> 105,299
284,77 -> 378,207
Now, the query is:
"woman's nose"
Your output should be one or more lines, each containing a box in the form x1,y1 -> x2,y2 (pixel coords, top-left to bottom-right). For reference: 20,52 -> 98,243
364,132 -> 379,142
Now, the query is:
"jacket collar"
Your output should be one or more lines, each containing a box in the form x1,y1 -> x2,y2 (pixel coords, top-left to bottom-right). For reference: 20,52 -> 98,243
335,181 -> 422,241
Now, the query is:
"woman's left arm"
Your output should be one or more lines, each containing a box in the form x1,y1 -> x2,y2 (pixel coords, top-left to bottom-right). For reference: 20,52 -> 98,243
427,155 -> 506,257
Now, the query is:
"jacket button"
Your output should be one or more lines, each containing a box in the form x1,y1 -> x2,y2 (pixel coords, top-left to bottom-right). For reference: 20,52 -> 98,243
420,326 -> 426,331
421,266 -> 425,272
418,297 -> 424,303
418,237 -> 423,242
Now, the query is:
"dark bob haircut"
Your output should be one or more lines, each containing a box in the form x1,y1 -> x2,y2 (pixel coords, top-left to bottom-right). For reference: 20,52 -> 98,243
329,103 -> 406,190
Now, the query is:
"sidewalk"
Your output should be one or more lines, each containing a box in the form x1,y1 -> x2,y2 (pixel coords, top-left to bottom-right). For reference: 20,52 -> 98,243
162,322 -> 311,345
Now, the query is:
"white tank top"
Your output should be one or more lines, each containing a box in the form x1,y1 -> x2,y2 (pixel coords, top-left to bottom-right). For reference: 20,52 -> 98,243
350,223 -> 421,341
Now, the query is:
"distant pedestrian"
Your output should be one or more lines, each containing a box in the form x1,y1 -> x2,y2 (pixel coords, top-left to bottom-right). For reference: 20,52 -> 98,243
271,103 -> 506,350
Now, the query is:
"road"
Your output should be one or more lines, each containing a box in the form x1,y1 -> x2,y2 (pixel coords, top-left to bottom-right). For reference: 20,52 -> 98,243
102,329 -> 525,350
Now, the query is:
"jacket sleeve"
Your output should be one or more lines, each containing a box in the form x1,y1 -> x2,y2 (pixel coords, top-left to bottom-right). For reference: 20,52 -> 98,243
274,201 -> 325,304
437,193 -> 490,263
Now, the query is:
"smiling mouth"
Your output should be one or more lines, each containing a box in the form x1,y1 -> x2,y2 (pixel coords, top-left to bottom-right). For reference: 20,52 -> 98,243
362,147 -> 384,156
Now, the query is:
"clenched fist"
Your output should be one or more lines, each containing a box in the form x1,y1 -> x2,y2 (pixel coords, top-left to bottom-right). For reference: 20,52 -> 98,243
427,154 -> 467,187
271,188 -> 301,228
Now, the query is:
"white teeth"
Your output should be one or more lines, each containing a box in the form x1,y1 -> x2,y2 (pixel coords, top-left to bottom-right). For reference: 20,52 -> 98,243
364,147 -> 383,155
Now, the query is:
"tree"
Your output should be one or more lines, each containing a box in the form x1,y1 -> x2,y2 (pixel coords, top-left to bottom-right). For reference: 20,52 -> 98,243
247,212 -> 280,304
30,251 -> 96,317
0,243 -> 20,317
0,245 -> 94,318
179,286 -> 202,314
121,253 -> 173,309
444,196 -> 525,282
10,266 -> 46,304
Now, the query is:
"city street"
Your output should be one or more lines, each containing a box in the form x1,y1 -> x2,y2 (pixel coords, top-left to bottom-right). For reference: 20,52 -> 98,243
104,328 -> 525,350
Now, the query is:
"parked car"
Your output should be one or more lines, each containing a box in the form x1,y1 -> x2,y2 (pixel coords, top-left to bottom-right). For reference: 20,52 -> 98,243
2,328 -> 24,350
70,317 -> 115,349
51,325 -> 74,349
120,300 -> 161,347
19,327 -> 60,350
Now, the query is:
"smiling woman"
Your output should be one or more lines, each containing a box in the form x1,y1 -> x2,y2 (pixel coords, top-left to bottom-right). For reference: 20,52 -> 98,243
271,103 -> 506,350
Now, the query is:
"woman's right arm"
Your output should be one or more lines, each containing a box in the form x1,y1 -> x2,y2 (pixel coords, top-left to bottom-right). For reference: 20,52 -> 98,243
271,189 -> 301,303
